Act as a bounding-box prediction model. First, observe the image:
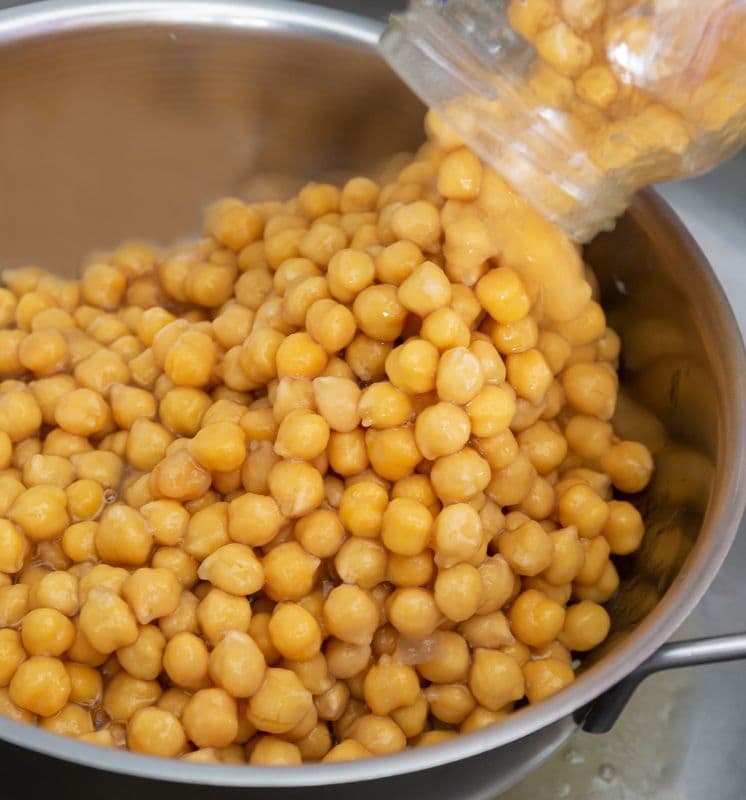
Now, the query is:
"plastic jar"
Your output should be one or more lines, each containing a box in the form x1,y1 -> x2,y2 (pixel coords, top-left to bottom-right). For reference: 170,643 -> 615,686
380,0 -> 746,241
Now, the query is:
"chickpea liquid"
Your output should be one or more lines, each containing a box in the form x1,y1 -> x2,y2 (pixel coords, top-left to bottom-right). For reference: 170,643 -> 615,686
0,113 -> 653,764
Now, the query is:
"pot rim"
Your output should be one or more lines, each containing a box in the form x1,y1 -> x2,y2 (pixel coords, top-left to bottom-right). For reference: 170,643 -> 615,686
0,0 -> 744,787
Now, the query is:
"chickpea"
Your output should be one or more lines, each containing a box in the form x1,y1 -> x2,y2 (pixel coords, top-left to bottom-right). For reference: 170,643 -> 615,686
182,688 -> 238,749
95,504 -> 152,566
66,663 -> 103,706
600,440 -> 654,494
127,706 -> 188,758
323,585 -> 378,646
380,497 -> 432,557
385,338 -> 439,395
289,510 -> 342,561
414,402 -> 471,460
122,567 -> 181,624
558,483 -> 609,538
509,589 -> 566,648
322,739 -> 372,762
117,625 -> 166,681
523,657 -> 575,703
498,520 -> 553,576
263,542 -> 320,602
20,607 -> 75,656
197,588 -> 251,646
79,588 -> 138,654
0,629 -> 26,687
0,519 -> 28,574
268,603 -> 322,662
8,484 -> 69,542
435,563 -> 483,622
9,656 -> 71,717
247,668 -> 313,735
198,543 -> 264,596
542,526 -> 585,585
417,631 -> 470,684
433,503 -> 483,568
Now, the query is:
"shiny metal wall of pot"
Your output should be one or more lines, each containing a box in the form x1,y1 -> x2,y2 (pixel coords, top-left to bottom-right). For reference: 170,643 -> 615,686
0,2 -> 745,798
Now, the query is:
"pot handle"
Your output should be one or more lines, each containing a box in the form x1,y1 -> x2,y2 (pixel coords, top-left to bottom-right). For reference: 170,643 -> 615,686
576,632 -> 746,733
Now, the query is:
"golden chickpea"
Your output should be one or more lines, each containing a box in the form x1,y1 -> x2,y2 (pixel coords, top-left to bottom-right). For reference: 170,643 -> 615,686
348,713 -> 407,755
385,587 -> 440,639
381,497 -> 433,556
9,484 -> 69,542
20,607 -> 75,656
603,500 -> 644,555
415,630 -> 469,684
351,284 -> 406,343
180,688 -> 239,749
542,526 -> 585,585
268,603 -> 322,662
421,306 -> 472,351
95,504 -> 152,566
498,520 -> 553,577
558,483 -> 609,538
0,629 -> 25,687
397,260 -> 452,319
65,479 -> 104,522
225,492 -> 283,548
70,450 -> 123,488
152,448 -> 212,502
391,201 -> 441,253
322,739 -> 372,762
345,334 -> 392,383
365,427 -> 421,482
600,440 -> 654,494
197,543 -> 264,597
323,584 -> 378,645
414,402 -> 471,460
262,541 -> 320,602
375,240 -> 422,285
308,377 -> 361,436
27,571 -> 78,617
0,519 -> 28,574
9,655 -> 71,717
523,657 -> 575,703
39,702 -> 94,738
562,361 -> 618,421
66,663 -> 103,707
116,624 -> 166,681
161,631 -> 209,690
432,503 -> 483,568
247,668 -> 314,735
151,547 -> 198,589
333,536 -> 386,590
196,588 -> 251,646
182,501 -> 230,560
267,459 -> 324,518
436,347 -> 484,405
324,640 -> 370,681
0,584 -> 30,628
435,563 -> 483,622
431,448 -> 491,505
122,567 -> 181,624
205,630 -> 266,699
509,589 -> 566,648
79,588 -> 138,654
386,550 -> 434,588
468,649 -> 525,712
294,508 -> 345,558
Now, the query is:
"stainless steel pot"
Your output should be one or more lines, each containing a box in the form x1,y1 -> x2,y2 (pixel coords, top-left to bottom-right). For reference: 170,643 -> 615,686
0,2 -> 745,798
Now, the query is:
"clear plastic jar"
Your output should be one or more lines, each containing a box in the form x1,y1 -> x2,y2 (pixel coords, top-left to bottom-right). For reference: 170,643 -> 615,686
380,0 -> 746,241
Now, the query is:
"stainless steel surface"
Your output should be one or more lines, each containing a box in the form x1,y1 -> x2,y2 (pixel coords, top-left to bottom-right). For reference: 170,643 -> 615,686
580,633 -> 746,734
1,1 -> 745,797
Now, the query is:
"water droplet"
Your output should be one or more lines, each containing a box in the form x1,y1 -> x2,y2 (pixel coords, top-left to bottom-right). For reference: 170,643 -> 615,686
599,763 -> 616,782
563,748 -> 585,765
104,488 -> 117,503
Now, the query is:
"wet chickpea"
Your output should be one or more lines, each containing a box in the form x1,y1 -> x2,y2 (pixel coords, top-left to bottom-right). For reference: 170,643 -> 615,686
197,588 -> 251,646
414,402 -> 471,460
20,607 -> 75,656
323,585 -> 378,645
9,656 -> 71,717
117,625 -> 166,681
295,509 -> 345,558
247,668 -> 313,735
509,589 -> 566,648
498,520 -> 553,577
600,440 -> 654,494
523,658 -> 575,703
558,483 -> 609,538
434,563 -> 483,622
263,542 -> 320,602
385,338 -> 439,394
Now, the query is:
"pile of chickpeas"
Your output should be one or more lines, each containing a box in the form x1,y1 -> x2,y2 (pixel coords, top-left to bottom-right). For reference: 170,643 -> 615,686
0,111 -> 654,765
